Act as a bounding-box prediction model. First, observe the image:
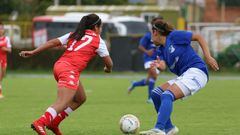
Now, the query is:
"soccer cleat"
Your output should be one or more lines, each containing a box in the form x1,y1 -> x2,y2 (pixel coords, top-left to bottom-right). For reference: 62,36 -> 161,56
166,126 -> 179,135
127,81 -> 136,94
139,128 -> 166,135
146,98 -> 153,104
31,121 -> 47,135
47,123 -> 62,135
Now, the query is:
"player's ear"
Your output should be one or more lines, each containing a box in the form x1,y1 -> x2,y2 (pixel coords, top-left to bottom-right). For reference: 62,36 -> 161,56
94,25 -> 101,33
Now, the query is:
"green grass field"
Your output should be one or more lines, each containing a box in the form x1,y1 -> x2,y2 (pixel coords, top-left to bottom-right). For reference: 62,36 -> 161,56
0,73 -> 240,135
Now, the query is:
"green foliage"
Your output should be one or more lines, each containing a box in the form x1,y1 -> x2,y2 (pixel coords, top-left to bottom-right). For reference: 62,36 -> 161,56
218,0 -> 240,6
0,0 -> 53,21
0,0 -> 129,21
217,44 -> 240,68
0,75 -> 240,134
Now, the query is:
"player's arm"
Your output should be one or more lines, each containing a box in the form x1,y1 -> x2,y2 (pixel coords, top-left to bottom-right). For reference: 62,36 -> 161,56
19,33 -> 69,58
138,45 -> 153,56
19,38 -> 61,58
138,34 -> 154,56
102,56 -> 113,73
97,38 -> 113,73
1,37 -> 12,53
192,34 -> 219,71
0,46 -> 11,53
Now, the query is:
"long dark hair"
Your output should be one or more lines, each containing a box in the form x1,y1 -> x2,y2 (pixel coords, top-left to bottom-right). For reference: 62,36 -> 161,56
69,13 -> 102,41
151,16 -> 164,25
152,20 -> 174,36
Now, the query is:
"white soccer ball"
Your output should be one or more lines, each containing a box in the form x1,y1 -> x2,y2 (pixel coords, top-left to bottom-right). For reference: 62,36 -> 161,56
119,114 -> 140,134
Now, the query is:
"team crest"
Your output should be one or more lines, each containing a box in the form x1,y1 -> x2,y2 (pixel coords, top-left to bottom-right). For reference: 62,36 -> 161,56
169,44 -> 175,53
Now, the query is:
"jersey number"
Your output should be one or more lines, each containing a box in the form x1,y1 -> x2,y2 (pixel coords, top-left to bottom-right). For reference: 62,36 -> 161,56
67,35 -> 93,51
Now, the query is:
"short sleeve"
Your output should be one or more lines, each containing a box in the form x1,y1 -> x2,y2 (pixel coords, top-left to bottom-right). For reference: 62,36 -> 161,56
139,33 -> 150,48
57,33 -> 70,45
96,38 -> 109,57
6,37 -> 12,48
170,31 -> 193,45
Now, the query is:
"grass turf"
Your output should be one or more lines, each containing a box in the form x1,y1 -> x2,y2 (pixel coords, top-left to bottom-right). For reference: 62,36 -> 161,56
0,74 -> 239,135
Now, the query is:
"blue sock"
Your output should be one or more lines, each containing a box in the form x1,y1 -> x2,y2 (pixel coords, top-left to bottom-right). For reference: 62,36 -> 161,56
151,87 -> 174,130
165,119 -> 174,131
155,90 -> 175,130
151,87 -> 164,112
133,79 -> 146,87
148,78 -> 156,99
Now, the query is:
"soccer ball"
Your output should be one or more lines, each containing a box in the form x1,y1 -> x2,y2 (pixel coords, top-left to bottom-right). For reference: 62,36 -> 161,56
119,114 -> 140,134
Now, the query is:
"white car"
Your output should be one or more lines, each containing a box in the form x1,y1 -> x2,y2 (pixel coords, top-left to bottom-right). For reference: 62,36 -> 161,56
110,16 -> 149,36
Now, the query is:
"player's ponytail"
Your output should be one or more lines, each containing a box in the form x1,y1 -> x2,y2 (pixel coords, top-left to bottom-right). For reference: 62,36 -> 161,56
69,16 -> 88,40
152,20 -> 174,36
69,14 -> 102,41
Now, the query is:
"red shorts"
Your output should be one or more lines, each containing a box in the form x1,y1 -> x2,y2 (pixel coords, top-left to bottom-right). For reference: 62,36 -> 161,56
0,59 -> 7,69
53,61 -> 80,90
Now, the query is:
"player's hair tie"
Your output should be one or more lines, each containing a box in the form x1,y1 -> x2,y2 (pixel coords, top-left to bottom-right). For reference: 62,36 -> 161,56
152,24 -> 165,33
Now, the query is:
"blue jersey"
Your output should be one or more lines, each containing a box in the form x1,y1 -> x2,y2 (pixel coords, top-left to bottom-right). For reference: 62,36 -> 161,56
139,32 -> 158,63
157,30 -> 208,77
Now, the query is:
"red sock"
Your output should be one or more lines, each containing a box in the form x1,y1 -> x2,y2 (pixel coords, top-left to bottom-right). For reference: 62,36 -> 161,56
52,111 -> 68,126
38,112 -> 54,126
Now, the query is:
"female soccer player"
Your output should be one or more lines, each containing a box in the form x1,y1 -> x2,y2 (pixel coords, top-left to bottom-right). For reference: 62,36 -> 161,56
128,17 -> 164,103
139,20 -> 219,135
20,13 -> 113,135
0,22 -> 12,99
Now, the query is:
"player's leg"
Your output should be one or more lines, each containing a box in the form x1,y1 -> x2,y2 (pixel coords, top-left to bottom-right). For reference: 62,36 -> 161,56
154,68 -> 208,134
128,61 -> 153,93
0,63 -> 5,98
151,82 -> 175,133
128,78 -> 147,93
0,65 -> 2,98
47,81 -> 86,135
154,84 -> 183,131
31,87 -> 77,135
146,67 -> 158,103
140,83 -> 182,135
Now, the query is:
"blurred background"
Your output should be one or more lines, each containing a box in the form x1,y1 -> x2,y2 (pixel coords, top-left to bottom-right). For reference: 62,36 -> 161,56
0,0 -> 240,72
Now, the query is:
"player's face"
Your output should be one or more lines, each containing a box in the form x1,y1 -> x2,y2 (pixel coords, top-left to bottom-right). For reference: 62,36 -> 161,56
151,29 -> 161,46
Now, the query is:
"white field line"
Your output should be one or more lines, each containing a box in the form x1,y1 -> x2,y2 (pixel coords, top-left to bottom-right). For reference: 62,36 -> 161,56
7,73 -> 240,80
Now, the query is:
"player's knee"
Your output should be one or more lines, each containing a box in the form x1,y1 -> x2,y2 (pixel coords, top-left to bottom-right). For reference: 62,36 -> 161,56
161,90 -> 175,101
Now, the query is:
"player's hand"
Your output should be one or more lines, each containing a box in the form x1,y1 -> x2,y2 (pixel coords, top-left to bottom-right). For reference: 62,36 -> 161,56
150,56 -> 161,68
206,56 -> 219,71
104,66 -> 112,73
146,49 -> 154,56
151,56 -> 166,71
19,50 -> 35,58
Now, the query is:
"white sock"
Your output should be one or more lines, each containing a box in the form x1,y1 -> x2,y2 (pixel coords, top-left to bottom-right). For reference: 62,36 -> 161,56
64,107 -> 73,115
46,107 -> 57,119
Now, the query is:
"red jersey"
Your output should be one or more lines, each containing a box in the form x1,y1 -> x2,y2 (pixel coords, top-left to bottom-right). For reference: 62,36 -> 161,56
57,30 -> 109,71
0,36 -> 11,61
